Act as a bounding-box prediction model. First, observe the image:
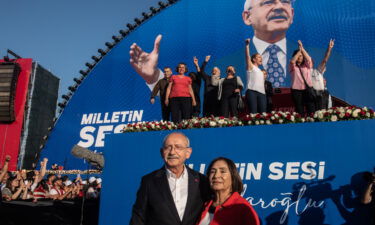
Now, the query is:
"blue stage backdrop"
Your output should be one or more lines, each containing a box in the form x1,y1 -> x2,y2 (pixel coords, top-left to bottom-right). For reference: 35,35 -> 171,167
41,0 -> 375,169
99,120 -> 375,225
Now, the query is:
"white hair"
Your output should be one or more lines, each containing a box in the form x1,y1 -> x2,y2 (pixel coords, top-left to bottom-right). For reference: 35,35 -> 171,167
162,132 -> 190,148
244,0 -> 296,11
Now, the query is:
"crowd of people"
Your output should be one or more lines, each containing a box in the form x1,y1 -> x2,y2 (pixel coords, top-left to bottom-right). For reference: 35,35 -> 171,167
0,156 -> 101,202
150,39 -> 335,124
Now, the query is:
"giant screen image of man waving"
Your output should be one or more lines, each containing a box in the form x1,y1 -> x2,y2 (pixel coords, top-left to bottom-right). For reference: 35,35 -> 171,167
129,0 -> 296,90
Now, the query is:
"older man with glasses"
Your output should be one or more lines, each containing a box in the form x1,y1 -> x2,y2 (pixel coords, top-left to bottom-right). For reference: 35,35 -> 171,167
130,132 -> 209,225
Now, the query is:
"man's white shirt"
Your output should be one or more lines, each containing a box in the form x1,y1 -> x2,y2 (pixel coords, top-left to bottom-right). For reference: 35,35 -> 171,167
166,166 -> 189,221
253,36 -> 287,78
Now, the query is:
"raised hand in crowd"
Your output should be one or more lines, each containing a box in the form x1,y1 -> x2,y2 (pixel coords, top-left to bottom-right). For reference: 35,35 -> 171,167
22,181 -> 32,200
317,39 -> 335,74
0,155 -> 10,181
193,56 -> 199,65
1,156 -> 103,202
298,40 -> 303,49
129,34 -> 162,84
205,55 -> 211,62
245,38 -> 250,45
245,38 -> 254,71
297,40 -> 312,63
193,56 -> 200,72
63,185 -> 74,199
10,179 -> 25,200
72,184 -> 80,198
75,174 -> 82,183
38,158 -> 48,183
329,39 -> 335,49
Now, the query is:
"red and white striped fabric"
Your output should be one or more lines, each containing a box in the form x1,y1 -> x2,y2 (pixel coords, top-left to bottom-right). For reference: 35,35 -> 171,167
33,186 -> 47,199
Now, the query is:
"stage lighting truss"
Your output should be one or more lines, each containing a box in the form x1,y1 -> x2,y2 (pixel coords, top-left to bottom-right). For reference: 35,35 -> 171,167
91,55 -> 101,62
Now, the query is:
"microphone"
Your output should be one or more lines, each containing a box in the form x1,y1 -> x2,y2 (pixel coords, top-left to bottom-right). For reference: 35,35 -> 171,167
71,145 -> 105,169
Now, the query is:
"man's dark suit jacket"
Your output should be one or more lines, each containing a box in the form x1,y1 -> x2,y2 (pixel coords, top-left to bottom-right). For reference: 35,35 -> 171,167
130,166 -> 210,225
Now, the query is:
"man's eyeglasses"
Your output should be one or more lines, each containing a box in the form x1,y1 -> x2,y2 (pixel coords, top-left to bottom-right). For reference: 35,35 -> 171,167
162,145 -> 188,152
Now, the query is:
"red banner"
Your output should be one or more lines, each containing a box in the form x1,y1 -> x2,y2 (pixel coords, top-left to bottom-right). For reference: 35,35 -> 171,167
0,59 -> 32,170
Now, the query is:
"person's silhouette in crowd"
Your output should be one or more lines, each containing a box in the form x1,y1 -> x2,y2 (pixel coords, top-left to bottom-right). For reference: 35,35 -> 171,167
331,172 -> 374,225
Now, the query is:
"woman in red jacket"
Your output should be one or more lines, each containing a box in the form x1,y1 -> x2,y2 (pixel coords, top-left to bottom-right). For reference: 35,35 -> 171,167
196,157 -> 260,225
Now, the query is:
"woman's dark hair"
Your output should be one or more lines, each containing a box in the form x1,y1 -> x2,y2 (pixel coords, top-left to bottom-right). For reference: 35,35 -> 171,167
206,157 -> 243,194
47,174 -> 55,180
26,171 -> 35,180
251,53 -> 260,63
61,175 -> 69,182
5,176 -> 17,190
175,63 -> 188,73
292,49 -> 305,65
38,179 -> 49,191
89,181 -> 99,188
52,178 -> 62,185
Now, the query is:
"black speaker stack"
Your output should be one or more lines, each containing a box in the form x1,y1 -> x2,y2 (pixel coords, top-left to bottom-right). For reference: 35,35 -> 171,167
0,61 -> 21,123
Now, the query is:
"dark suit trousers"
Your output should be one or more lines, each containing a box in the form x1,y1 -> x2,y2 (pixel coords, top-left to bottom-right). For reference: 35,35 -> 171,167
170,97 -> 192,123
220,94 -> 238,118
160,102 -> 171,121
292,89 -> 315,116
322,90 -> 330,109
314,92 -> 324,111
203,90 -> 219,117
192,95 -> 201,117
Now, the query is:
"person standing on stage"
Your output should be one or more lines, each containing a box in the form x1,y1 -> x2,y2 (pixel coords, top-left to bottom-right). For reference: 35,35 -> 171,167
322,78 -> 332,109
150,67 -> 172,121
165,63 -> 197,124
193,56 -> 221,117
311,39 -> 334,110
212,66 -> 244,118
130,132 -> 209,225
263,70 -> 274,113
188,71 -> 202,117
245,38 -> 267,114
290,40 -> 315,115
